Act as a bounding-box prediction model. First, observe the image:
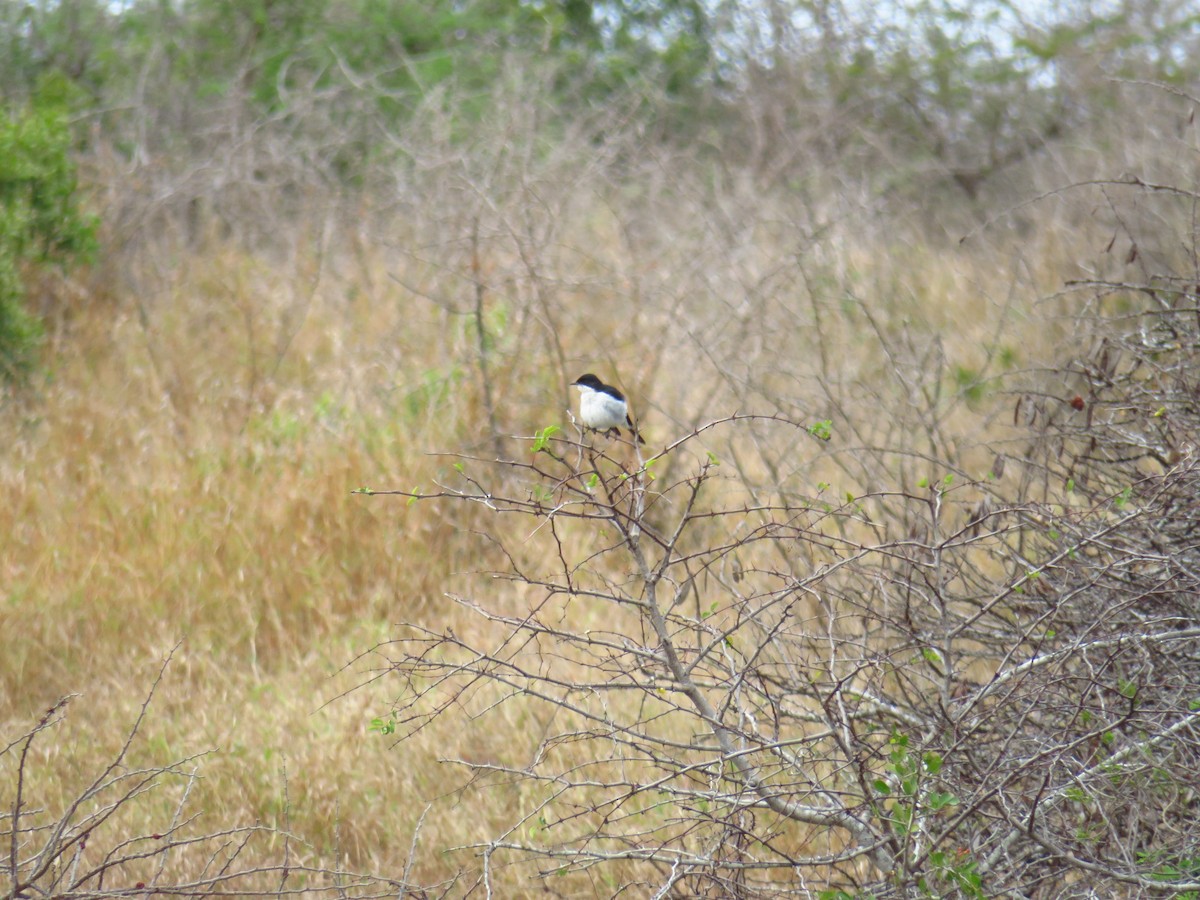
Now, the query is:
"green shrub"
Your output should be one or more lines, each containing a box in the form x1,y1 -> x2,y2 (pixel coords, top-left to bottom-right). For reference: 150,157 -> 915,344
0,93 -> 96,383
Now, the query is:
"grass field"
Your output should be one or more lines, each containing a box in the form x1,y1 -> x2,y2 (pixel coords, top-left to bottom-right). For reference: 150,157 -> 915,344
1,94 -> 1184,895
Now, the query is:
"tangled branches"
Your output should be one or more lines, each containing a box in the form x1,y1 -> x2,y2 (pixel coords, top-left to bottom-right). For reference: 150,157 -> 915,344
2,648 -> 413,900
361,176 -> 1200,897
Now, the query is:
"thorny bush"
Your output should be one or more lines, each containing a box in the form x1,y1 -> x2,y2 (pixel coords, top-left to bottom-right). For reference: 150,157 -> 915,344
362,181 -> 1200,898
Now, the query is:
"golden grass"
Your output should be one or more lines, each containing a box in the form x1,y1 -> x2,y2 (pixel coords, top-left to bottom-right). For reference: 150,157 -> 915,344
0,142 -> 1149,895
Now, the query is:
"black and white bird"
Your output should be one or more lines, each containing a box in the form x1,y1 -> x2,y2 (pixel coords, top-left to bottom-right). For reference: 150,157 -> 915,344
571,373 -> 644,443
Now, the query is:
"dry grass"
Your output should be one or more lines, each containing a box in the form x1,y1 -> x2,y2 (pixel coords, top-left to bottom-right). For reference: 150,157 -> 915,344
2,88 -> 1184,894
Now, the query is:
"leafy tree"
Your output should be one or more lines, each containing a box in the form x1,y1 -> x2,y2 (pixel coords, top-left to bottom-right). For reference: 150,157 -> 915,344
0,87 -> 96,383
722,0 -> 1200,199
0,0 -> 118,104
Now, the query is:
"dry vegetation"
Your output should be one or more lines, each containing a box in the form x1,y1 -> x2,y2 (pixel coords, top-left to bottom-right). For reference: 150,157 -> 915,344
2,63 -> 1199,897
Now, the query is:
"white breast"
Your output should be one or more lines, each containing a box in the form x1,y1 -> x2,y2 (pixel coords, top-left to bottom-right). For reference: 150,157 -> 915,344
578,388 -> 627,430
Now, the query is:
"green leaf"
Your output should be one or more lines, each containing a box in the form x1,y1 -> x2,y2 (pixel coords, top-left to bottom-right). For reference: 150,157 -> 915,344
928,790 -> 958,810
806,419 -> 833,441
532,424 -> 561,451
1064,786 -> 1089,803
368,716 -> 396,736
706,450 -> 720,465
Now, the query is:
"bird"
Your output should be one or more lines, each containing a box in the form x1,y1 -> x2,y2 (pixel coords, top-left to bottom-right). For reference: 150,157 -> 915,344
571,373 -> 644,443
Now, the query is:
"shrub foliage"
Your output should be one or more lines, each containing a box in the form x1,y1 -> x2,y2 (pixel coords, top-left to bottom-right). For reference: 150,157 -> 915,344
0,95 -> 94,382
